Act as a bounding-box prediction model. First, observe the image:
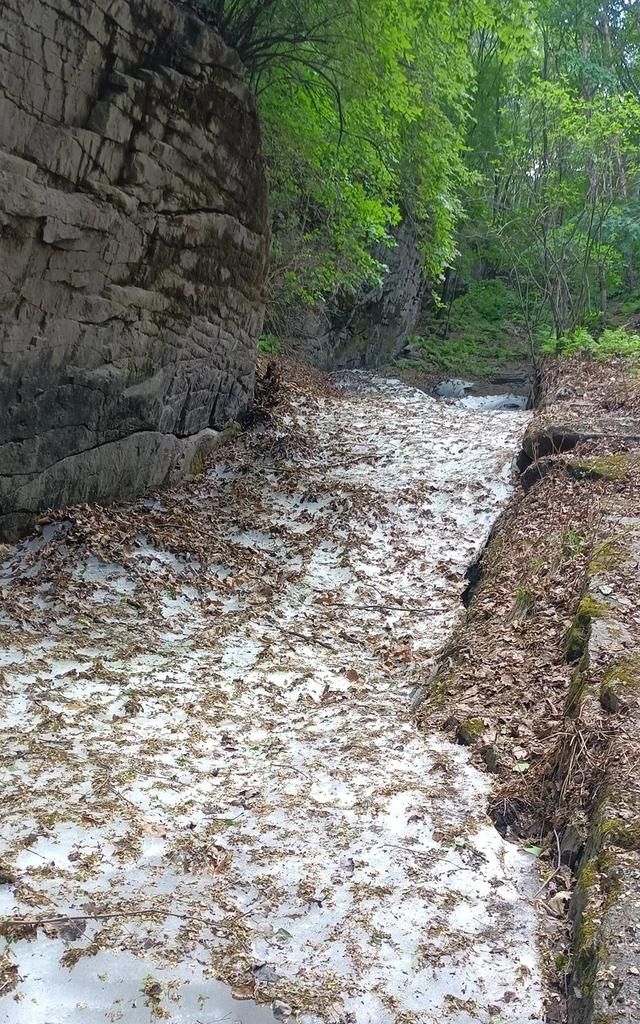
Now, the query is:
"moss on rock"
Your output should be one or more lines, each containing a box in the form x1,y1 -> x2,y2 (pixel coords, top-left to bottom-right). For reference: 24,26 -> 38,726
566,667 -> 588,716
571,849 -> 610,1003
601,818 -> 640,852
569,454 -> 631,482
565,594 -> 606,664
589,537 -> 626,574
579,595 -> 608,618
600,658 -> 640,713
455,718 -> 486,746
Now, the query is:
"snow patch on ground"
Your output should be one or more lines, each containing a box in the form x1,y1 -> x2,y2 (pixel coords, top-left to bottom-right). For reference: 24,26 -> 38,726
0,374 -> 542,1024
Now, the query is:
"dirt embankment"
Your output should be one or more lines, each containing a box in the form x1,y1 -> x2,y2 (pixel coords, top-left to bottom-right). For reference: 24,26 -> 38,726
418,357 -> 640,1024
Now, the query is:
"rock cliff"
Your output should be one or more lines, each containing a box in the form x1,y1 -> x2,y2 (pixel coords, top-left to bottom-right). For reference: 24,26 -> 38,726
281,221 -> 423,370
0,0 -> 269,539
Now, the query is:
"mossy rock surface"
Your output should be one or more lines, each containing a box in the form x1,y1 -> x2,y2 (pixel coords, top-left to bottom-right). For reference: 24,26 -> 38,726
566,667 -> 588,715
566,622 -> 590,664
569,454 -> 632,481
601,818 -> 640,852
570,845 -> 621,1006
455,717 -> 486,746
565,594 -> 607,663
600,659 -> 640,713
578,595 -> 608,618
589,537 -> 626,574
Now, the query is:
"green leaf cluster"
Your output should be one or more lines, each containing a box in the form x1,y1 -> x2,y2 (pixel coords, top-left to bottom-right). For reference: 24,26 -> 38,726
243,0 -> 526,312
459,0 -> 640,344
208,0 -> 640,358
543,326 -> 640,360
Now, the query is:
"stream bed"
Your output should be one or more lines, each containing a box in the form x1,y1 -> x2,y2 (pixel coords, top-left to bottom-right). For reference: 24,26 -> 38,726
0,373 -> 543,1024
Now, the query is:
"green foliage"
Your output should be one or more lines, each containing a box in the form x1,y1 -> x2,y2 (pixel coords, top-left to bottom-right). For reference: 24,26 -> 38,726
212,0 -> 640,348
257,334 -> 283,354
543,327 -> 597,357
621,289 -> 640,316
599,329 -> 640,359
399,280 -> 531,375
457,0 -> 640,344
451,280 -> 511,324
241,0 -> 532,318
448,280 -> 523,336
544,326 -> 640,360
399,331 -> 525,376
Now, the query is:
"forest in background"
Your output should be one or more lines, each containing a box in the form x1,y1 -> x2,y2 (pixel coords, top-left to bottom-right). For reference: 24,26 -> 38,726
207,0 -> 640,371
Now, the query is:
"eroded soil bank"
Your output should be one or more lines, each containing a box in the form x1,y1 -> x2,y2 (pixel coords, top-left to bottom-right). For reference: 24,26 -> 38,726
0,368 -> 541,1023
419,357 -> 640,1024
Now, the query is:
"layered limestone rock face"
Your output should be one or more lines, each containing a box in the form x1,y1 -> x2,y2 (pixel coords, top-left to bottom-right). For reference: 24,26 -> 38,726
0,0 -> 269,539
281,221 -> 424,370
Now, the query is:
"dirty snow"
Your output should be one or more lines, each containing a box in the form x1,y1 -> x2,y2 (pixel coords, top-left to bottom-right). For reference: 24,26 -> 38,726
0,373 -> 542,1024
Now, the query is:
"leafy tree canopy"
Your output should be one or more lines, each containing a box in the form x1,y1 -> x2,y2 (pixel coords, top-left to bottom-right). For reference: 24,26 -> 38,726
206,0 -> 640,350
205,0 -> 527,306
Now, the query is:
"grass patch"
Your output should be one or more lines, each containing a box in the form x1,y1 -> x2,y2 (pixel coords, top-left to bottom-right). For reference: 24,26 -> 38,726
190,450 -> 207,476
563,528 -> 584,558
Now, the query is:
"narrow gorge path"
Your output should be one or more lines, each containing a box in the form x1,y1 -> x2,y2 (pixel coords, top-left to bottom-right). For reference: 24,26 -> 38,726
0,373 -> 543,1024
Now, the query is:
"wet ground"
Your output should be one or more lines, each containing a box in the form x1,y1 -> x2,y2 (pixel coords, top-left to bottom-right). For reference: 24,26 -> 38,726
0,373 -> 542,1024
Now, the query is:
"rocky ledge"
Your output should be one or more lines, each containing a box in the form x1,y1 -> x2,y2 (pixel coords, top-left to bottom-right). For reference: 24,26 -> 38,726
0,0 -> 269,539
417,356 -> 640,1023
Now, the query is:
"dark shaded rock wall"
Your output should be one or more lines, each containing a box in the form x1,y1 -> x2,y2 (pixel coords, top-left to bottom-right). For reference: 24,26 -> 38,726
282,221 -> 424,370
0,0 -> 269,539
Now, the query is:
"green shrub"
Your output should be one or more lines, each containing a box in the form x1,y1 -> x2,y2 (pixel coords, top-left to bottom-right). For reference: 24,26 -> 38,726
563,528 -> 584,558
258,334 -> 283,354
621,289 -> 640,316
449,279 -> 518,329
543,326 -> 595,356
401,331 -> 523,376
598,327 -> 640,358
544,326 -> 640,360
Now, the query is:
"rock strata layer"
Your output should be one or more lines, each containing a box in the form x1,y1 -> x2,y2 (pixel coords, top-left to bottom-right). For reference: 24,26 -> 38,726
0,0 -> 269,539
281,220 -> 423,370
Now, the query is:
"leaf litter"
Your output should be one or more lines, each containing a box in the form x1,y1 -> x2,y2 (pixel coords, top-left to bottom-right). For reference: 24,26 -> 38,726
0,369 -> 543,1024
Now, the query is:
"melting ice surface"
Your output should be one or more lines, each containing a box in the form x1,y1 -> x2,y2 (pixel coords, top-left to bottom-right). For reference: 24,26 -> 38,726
458,393 -> 529,411
0,374 -> 543,1024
